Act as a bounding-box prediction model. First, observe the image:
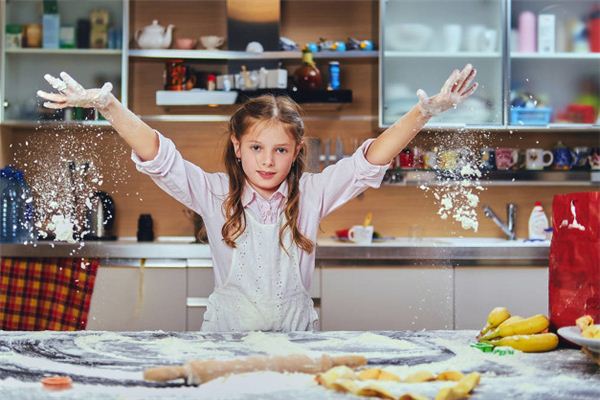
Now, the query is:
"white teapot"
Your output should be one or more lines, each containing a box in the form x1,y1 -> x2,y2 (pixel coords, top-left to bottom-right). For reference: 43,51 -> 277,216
135,20 -> 174,49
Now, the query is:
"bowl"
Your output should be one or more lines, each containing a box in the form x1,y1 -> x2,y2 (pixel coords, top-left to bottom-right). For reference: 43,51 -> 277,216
174,38 -> 197,50
386,23 -> 433,52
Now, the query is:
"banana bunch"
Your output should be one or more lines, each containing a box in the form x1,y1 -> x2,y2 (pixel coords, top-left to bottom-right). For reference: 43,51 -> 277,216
476,307 -> 558,353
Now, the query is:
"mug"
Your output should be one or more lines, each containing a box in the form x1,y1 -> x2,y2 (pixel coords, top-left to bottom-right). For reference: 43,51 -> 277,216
479,147 -> 496,170
424,150 -> 438,170
399,148 -> 414,169
572,146 -> 590,169
413,146 -> 424,169
347,225 -> 374,245
200,35 -> 224,50
443,24 -> 462,52
589,147 -> 600,170
552,142 -> 575,170
495,147 -> 519,170
439,149 -> 459,171
525,148 -> 554,170
480,29 -> 498,52
465,24 -> 485,52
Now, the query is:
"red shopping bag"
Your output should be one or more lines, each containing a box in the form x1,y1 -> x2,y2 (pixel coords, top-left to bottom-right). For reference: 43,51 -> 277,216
549,192 -> 600,330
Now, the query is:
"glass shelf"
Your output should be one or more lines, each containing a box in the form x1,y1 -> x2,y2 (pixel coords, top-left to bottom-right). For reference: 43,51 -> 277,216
383,169 -> 599,187
5,49 -> 122,55
129,49 -> 378,61
511,52 -> 600,60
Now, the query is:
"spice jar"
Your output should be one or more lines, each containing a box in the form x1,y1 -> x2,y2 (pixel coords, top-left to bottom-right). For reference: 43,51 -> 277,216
5,25 -> 23,49
24,23 -> 42,48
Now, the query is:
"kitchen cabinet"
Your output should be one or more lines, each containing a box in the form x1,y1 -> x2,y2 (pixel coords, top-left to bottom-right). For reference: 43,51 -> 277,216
380,0 -> 600,129
320,266 -> 454,330
0,0 -> 127,123
87,259 -> 187,331
186,259 -> 322,330
454,266 -> 549,329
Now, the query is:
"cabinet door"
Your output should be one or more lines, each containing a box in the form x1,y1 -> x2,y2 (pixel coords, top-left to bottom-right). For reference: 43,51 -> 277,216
87,261 -> 187,331
454,266 -> 549,329
381,0 -> 505,127
509,1 -> 600,128
321,266 -> 453,330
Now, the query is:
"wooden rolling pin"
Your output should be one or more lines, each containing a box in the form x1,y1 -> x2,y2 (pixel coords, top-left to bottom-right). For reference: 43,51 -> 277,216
144,354 -> 367,385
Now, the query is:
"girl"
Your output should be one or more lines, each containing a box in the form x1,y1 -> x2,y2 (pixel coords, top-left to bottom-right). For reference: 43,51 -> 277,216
37,64 -> 477,332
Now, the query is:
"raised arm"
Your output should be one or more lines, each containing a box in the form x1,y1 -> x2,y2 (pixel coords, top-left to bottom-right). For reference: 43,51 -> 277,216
37,72 -> 159,161
366,64 -> 478,165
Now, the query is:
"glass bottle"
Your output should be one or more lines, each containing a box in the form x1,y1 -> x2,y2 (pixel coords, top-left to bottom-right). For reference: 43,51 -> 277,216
294,50 -> 322,91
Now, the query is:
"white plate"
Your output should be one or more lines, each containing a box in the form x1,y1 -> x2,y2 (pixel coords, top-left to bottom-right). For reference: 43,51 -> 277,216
557,326 -> 600,353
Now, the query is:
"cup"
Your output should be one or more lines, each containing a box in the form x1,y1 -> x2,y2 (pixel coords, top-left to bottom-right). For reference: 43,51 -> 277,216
399,148 -> 414,169
589,148 -> 600,170
424,150 -> 438,170
200,35 -> 224,50
525,148 -> 554,170
480,29 -> 498,52
572,146 -> 590,169
413,146 -> 424,169
347,225 -> 374,245
465,25 -> 485,52
443,24 -> 462,52
552,142 -> 575,170
479,147 -> 496,171
439,149 -> 459,171
24,23 -> 42,48
495,147 -> 519,170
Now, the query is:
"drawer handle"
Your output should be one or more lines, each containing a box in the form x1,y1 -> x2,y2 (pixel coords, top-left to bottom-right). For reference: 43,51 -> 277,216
187,297 -> 209,307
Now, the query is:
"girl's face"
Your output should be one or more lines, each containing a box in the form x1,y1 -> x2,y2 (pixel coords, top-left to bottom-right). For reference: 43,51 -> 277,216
231,121 -> 303,199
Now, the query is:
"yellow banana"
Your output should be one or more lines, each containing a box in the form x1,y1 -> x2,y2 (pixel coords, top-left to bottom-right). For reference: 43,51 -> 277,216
488,333 -> 559,353
498,315 -> 523,327
478,307 -> 511,338
480,314 -> 549,341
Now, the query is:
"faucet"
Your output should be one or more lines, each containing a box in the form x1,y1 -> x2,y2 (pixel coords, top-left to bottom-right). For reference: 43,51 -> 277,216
482,203 -> 517,240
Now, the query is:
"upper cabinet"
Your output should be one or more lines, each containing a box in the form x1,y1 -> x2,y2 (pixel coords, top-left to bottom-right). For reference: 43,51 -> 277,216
380,0 -> 600,130
0,0 -> 127,124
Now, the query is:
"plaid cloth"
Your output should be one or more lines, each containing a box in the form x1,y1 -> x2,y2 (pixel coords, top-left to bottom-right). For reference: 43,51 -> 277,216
0,258 -> 99,331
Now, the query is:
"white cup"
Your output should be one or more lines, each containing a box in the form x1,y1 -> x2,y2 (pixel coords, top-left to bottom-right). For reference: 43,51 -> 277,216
526,148 -> 554,170
480,29 -> 498,52
465,25 -> 485,52
347,225 -> 374,245
200,35 -> 224,50
443,24 -> 463,52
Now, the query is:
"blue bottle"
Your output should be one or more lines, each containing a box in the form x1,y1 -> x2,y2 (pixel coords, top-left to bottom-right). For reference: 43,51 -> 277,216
0,174 -> 22,243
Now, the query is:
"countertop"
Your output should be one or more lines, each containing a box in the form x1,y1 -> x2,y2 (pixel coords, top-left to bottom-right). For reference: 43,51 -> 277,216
0,237 -> 550,264
0,330 -> 596,399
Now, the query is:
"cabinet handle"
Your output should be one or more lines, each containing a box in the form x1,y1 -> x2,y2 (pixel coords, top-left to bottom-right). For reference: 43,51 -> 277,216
187,297 -> 209,307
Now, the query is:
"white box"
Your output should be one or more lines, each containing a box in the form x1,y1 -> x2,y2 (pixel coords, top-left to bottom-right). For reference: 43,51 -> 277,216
538,14 -> 555,53
266,69 -> 288,89
156,90 -> 238,106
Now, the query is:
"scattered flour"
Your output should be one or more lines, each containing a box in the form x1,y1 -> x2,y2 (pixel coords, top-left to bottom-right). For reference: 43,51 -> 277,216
242,331 -> 307,355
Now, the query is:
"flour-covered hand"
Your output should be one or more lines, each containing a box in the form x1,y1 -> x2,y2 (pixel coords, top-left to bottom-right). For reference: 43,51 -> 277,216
37,72 -> 113,110
416,64 -> 478,118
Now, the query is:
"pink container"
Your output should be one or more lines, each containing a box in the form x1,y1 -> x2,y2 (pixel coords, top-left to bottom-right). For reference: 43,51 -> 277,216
518,11 -> 536,52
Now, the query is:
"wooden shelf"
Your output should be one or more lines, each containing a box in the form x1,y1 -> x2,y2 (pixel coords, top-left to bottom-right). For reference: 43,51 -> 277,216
129,49 -> 378,60
5,48 -> 122,55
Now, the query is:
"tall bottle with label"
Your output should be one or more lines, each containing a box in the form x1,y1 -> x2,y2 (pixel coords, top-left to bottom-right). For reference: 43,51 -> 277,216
528,201 -> 549,240
0,174 -> 22,243
294,50 -> 322,91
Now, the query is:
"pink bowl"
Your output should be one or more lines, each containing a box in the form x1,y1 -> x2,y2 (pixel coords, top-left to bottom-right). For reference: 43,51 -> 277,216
174,38 -> 197,50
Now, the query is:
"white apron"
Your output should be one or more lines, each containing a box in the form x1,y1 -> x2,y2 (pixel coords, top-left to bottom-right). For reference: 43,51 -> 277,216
201,211 -> 318,332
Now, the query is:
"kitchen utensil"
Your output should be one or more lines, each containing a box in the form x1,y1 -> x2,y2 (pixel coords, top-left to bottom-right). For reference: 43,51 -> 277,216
135,20 -> 174,49
363,212 -> 373,227
174,38 -> 197,49
443,24 -> 462,52
495,147 -> 519,170
137,214 -> 154,242
83,191 -> 116,240
525,148 -> 554,170
200,35 -> 224,50
347,225 -> 374,245
144,354 -> 367,384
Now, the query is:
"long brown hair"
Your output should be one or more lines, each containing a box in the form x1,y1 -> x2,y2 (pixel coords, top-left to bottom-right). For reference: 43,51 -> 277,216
221,95 -> 314,254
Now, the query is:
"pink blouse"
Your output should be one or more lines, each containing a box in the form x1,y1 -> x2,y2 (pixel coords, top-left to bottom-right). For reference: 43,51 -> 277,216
132,132 -> 389,290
